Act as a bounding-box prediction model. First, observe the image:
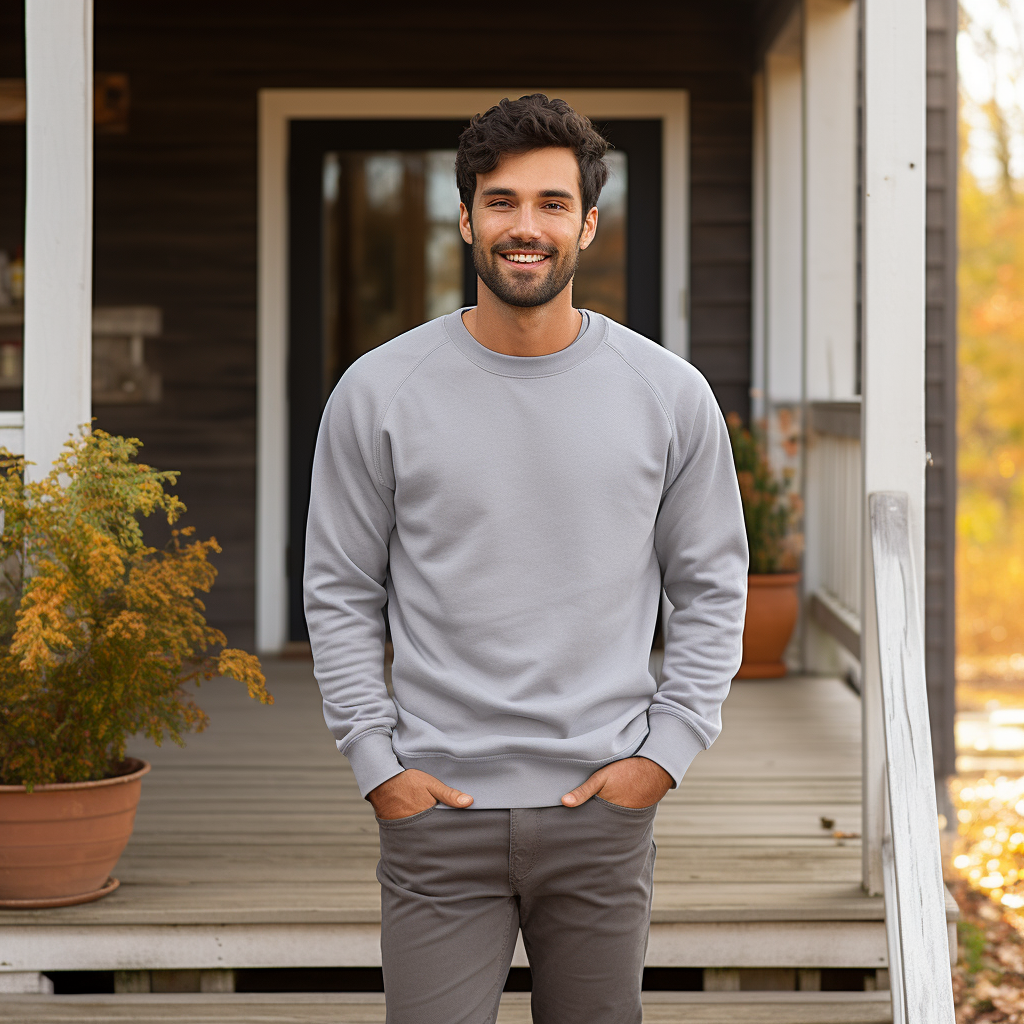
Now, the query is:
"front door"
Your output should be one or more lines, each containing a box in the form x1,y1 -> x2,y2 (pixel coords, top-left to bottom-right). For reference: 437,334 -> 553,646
288,118 -> 662,640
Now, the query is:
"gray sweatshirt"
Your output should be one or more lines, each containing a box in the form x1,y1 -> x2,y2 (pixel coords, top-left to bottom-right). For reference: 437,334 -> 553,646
303,308 -> 748,808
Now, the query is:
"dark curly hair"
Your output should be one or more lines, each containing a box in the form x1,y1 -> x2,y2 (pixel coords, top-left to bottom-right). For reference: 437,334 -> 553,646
455,94 -> 611,221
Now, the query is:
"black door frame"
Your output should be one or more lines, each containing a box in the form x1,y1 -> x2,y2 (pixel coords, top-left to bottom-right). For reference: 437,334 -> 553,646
287,118 -> 662,640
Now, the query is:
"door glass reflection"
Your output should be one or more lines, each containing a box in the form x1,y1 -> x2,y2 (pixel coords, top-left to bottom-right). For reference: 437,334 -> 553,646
573,150 -> 627,323
322,148 -> 627,396
322,149 -> 463,397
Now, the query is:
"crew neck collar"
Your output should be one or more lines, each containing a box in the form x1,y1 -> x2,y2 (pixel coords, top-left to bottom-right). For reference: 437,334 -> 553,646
444,307 -> 605,378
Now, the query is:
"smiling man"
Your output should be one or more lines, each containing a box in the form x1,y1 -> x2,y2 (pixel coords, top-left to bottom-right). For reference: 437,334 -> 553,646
304,94 -> 748,1024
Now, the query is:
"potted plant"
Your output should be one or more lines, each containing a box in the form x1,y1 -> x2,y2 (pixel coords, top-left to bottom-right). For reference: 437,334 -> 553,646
0,429 -> 271,908
726,412 -> 804,679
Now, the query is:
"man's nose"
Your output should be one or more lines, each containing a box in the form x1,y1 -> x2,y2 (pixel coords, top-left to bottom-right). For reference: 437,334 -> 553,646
509,204 -> 543,241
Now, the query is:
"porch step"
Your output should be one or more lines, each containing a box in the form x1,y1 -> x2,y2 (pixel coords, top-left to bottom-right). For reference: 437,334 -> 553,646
0,990 -> 893,1023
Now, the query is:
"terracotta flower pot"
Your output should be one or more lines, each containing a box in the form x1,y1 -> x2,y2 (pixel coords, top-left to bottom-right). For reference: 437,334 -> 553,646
735,572 -> 801,679
0,758 -> 150,908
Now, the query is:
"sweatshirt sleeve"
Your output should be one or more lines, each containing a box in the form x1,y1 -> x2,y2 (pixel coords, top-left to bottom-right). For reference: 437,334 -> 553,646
303,370 -> 406,799
634,378 -> 749,787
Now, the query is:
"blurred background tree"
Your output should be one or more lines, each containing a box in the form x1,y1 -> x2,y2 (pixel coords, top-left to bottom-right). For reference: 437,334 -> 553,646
957,0 -> 1024,674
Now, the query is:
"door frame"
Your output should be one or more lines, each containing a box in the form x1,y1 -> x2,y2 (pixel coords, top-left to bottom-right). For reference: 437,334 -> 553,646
256,88 -> 690,652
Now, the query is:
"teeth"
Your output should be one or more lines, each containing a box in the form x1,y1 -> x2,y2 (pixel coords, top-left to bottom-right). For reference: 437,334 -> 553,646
504,253 -> 547,263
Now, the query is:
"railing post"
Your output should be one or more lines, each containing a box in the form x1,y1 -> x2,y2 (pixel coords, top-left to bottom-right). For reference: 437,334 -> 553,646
860,0 -> 927,899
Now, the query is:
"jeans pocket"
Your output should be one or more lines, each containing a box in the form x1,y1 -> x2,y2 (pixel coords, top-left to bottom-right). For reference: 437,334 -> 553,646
592,794 -> 659,816
375,802 -> 440,828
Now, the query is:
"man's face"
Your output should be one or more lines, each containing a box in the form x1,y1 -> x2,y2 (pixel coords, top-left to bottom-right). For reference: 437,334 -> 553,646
459,147 -> 599,309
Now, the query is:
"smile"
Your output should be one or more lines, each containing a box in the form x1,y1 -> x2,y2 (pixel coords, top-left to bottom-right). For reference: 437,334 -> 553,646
501,253 -> 549,264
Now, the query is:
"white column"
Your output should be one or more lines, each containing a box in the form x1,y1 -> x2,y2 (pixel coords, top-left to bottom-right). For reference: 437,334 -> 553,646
750,72 -> 766,424
804,0 -> 857,402
764,24 -> 804,411
23,0 -> 94,479
860,0 -> 927,897
801,0 -> 858,676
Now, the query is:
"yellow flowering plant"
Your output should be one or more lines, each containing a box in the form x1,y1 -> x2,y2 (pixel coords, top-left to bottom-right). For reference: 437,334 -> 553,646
0,429 -> 271,790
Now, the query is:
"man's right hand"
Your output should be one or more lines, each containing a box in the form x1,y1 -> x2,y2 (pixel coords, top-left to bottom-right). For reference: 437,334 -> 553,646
367,768 -> 474,820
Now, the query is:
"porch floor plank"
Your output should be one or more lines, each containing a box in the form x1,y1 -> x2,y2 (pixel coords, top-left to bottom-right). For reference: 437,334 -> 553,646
2,660 -> 945,973
0,991 -> 894,1023
2,661 -> 875,929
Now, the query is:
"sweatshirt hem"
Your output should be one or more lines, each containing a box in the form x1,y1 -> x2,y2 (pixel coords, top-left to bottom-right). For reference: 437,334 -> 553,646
394,748 -> 642,809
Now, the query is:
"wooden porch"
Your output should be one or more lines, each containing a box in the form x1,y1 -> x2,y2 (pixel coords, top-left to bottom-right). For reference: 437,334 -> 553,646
0,656 -> 958,1011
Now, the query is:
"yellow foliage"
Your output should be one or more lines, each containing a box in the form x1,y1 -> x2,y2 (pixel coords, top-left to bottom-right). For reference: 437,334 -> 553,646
0,428 -> 271,789
958,158 -> 1024,658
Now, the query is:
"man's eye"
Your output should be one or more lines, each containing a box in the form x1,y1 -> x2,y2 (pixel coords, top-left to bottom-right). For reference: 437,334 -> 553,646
544,203 -> 566,210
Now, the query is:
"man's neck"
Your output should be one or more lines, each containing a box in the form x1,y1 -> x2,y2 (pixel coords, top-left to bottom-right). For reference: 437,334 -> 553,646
461,284 -> 583,357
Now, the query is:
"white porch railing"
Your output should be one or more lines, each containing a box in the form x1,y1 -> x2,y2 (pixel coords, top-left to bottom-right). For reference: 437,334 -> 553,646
0,411 -> 24,457
869,492 -> 955,1023
806,399 -> 862,660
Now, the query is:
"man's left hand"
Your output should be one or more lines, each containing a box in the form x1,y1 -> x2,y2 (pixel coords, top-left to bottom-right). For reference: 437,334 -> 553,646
561,756 -> 673,809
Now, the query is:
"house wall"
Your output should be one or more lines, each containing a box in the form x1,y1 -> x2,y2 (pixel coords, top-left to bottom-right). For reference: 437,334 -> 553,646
924,0 -> 958,779
0,1 -> 757,649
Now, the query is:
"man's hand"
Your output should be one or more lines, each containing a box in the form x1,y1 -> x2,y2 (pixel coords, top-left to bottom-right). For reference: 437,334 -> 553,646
561,756 -> 673,810
367,768 -> 474,820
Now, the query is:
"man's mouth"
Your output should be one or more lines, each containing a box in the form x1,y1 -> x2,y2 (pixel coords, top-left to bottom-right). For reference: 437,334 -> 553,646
500,252 -> 550,264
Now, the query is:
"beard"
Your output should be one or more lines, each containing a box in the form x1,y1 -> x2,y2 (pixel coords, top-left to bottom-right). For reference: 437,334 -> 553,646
472,237 -> 581,309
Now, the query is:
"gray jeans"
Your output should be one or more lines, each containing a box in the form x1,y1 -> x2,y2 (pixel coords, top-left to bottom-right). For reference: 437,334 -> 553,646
375,796 -> 658,1024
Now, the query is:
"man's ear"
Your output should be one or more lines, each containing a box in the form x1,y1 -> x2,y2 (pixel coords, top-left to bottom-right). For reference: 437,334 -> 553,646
459,202 -> 473,245
578,206 -> 599,251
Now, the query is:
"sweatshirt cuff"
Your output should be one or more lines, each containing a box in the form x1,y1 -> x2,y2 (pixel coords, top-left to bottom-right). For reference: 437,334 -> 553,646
343,731 -> 406,799
634,711 -> 707,788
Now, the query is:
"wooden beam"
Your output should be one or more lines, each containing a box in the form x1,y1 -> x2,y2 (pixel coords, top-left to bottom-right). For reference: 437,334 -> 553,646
0,74 -> 128,130
23,0 -> 94,478
0,80 -> 26,122
809,590 -> 860,658
860,0 -> 927,901
809,400 -> 860,439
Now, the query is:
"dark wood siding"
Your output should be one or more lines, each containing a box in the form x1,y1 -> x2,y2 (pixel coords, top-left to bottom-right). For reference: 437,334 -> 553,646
924,0 -> 958,779
0,1 -> 758,648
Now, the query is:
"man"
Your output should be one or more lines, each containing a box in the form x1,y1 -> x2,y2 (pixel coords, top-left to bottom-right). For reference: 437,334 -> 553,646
304,94 -> 748,1024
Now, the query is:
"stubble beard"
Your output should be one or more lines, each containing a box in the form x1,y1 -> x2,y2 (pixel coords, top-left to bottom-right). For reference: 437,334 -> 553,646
472,237 -> 581,310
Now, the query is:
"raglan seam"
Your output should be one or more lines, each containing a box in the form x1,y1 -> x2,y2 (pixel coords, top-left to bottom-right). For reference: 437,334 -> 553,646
371,336 -> 454,491
602,338 -> 682,484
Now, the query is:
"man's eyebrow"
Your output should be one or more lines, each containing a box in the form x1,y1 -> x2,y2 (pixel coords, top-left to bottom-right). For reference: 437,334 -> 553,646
479,186 -> 577,201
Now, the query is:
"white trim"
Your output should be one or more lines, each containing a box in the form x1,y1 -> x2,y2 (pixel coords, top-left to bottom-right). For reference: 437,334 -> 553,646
750,72 -> 766,424
23,0 -> 93,480
0,411 -> 24,457
257,88 -> 690,652
764,34 -> 804,408
803,0 -> 857,403
801,0 -> 859,677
